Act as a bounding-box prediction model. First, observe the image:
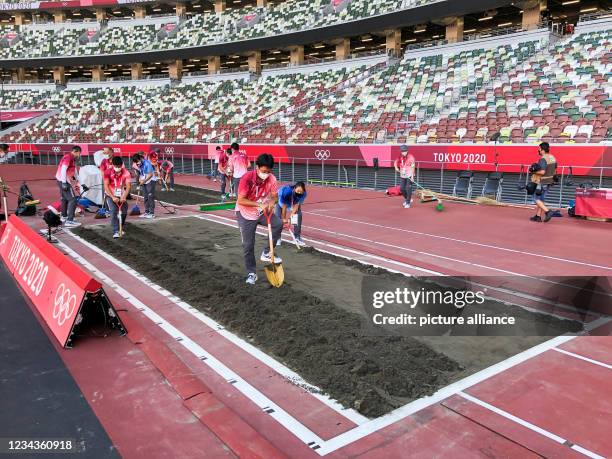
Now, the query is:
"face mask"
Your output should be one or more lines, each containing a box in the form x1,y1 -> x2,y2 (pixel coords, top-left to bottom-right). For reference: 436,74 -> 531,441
113,167 -> 122,173
401,152 -> 408,156
257,170 -> 270,180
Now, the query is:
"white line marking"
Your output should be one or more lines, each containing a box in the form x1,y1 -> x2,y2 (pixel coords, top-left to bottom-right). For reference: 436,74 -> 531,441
305,211 -> 612,272
314,336 -> 575,455
458,392 -> 605,459
62,230 -> 368,426
56,238 -> 329,447
552,348 -> 612,370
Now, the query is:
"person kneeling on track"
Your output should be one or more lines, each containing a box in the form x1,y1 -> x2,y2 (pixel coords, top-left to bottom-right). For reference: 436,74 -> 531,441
132,152 -> 157,219
104,156 -> 131,239
55,145 -> 82,228
236,154 -> 282,285
528,142 -> 557,223
275,181 -> 307,247
394,144 -> 416,209
160,157 -> 175,191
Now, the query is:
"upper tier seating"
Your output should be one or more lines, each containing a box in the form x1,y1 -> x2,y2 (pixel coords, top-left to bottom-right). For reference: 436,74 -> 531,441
2,0 -> 438,58
1,27 -> 610,145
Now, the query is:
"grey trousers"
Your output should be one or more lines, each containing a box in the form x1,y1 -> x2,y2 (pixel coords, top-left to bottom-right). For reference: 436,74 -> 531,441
219,173 -> 227,195
237,211 -> 283,274
275,204 -> 302,239
400,178 -> 414,202
144,181 -> 156,214
57,180 -> 77,220
232,176 -> 241,195
106,197 -> 127,233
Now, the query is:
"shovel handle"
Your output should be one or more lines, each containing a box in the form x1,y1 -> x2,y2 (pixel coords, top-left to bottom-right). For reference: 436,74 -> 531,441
264,208 -> 275,260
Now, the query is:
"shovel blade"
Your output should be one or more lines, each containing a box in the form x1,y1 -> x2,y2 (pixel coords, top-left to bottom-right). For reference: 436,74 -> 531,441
264,263 -> 284,288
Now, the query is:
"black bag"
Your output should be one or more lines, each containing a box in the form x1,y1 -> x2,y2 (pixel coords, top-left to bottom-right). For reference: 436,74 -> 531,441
15,183 -> 37,217
525,182 -> 537,195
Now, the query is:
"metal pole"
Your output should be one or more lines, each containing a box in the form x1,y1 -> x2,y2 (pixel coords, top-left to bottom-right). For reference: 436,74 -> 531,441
440,164 -> 444,192
279,159 -> 282,181
355,160 -> 359,188
192,156 -> 195,175
292,158 -> 295,182
321,161 -> 325,184
337,160 -> 341,183
599,166 -> 603,188
306,159 -> 309,183
558,166 -> 565,208
181,154 -> 184,174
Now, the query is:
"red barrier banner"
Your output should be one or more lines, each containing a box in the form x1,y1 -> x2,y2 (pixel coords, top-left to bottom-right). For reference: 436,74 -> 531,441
8,142 -> 611,176
0,216 -> 125,347
0,110 -> 50,123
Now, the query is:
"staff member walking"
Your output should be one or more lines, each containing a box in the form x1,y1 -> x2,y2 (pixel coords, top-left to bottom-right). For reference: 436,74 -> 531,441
394,144 -> 416,208
276,181 -> 307,247
55,145 -> 82,228
236,154 -> 282,285
132,152 -> 157,219
529,142 -> 557,223
218,147 -> 229,198
229,143 -> 250,198
104,156 -> 131,239
212,146 -> 221,181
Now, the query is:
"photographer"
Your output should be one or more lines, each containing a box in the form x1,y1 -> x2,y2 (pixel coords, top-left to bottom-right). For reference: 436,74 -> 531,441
527,142 -> 557,223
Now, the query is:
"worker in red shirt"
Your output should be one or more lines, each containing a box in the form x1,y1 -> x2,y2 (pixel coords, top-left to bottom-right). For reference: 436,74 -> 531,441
104,156 -> 132,238
229,142 -> 250,198
236,153 -> 282,285
218,147 -> 229,198
394,144 -> 416,208
160,158 -> 175,191
55,145 -> 82,227
98,146 -> 114,216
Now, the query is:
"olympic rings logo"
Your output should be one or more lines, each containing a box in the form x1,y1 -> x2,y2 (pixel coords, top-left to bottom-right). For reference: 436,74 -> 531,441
314,150 -> 331,161
52,146 -> 61,153
52,283 -> 78,327
165,147 -> 175,154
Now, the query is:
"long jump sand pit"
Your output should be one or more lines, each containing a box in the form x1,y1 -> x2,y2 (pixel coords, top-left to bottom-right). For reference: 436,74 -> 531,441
75,216 -> 581,417
154,183 -> 223,205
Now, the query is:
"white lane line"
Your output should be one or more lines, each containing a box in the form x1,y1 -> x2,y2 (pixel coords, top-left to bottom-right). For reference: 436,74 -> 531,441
314,336 -> 575,455
552,348 -> 612,370
62,230 -> 369,427
458,392 -> 605,459
56,238 -> 329,450
300,221 -> 612,298
305,211 -> 612,272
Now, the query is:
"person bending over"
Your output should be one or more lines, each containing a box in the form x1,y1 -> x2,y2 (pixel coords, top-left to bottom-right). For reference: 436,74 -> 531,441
229,143 -> 250,199
160,158 -> 175,191
275,181 -> 307,247
236,154 -> 282,285
394,144 -> 416,208
529,142 -> 557,223
55,145 -> 82,228
132,153 -> 157,219
104,156 -> 131,239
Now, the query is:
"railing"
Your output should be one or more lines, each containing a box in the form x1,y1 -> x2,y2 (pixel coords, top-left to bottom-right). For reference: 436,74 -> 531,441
5,149 -> 609,207
578,10 -> 612,23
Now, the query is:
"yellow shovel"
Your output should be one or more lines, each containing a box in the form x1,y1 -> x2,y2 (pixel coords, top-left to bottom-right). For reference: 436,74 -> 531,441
263,209 -> 284,288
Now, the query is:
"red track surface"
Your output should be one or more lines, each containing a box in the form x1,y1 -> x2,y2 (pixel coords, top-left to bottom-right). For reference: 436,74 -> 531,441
1,166 -> 610,458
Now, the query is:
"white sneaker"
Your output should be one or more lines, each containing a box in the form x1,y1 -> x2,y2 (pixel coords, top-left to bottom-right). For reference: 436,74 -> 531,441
170,188 -> 175,191
64,220 -> 81,228
276,239 -> 281,247
296,238 -> 307,247
246,273 -> 257,285
139,213 -> 149,218
145,214 -> 155,219
260,251 -> 282,263
403,201 -> 411,209
113,232 -> 120,239
60,216 -> 67,223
